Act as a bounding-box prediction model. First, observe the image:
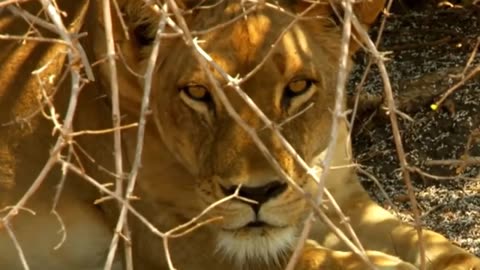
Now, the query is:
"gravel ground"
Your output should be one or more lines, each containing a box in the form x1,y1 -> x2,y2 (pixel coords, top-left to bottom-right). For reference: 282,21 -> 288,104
349,6 -> 480,255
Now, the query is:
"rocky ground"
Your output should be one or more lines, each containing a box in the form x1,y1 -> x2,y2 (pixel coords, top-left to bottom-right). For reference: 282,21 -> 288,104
350,5 -> 480,255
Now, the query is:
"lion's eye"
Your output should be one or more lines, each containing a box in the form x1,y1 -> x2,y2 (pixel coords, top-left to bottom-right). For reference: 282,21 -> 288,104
179,84 -> 213,120
180,85 -> 211,102
284,79 -> 314,98
282,78 -> 316,114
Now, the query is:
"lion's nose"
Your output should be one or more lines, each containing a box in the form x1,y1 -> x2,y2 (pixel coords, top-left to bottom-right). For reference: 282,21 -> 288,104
221,181 -> 288,213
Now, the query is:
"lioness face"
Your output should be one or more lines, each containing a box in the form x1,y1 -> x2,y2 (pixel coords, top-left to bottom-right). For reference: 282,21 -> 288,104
149,2 -> 342,264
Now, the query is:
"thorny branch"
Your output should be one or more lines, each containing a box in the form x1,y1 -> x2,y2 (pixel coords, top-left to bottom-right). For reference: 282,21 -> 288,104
100,0 -> 133,268
0,0 -> 89,268
1,0 -> 393,270
3,1 -> 478,270
350,12 -> 427,270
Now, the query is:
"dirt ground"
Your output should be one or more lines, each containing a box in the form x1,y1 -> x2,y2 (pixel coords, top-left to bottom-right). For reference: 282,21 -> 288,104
349,5 -> 480,255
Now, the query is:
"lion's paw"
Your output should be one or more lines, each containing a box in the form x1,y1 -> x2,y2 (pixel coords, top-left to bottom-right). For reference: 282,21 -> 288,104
295,241 -> 417,270
352,250 -> 417,270
432,253 -> 480,270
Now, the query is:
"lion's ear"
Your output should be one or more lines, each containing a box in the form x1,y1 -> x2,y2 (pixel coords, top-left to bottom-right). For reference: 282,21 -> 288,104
92,0 -> 160,115
294,0 -> 384,26
92,0 -> 199,115
352,0 -> 386,26
350,0 -> 385,51
174,0 -> 198,9
295,0 -> 385,52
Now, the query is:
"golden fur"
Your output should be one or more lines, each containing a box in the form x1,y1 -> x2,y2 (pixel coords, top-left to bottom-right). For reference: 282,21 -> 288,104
0,1 -> 479,269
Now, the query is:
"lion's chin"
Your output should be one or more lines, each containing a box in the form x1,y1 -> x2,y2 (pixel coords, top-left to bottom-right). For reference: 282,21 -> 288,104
216,225 -> 297,266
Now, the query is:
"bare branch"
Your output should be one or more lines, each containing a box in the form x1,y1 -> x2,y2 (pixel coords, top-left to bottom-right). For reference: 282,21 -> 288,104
351,14 -> 427,270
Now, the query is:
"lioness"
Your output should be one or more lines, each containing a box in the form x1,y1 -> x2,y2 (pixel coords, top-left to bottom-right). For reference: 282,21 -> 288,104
0,0 -> 479,270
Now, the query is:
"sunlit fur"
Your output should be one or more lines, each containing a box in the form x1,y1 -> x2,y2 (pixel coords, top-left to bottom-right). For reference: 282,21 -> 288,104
1,0 -> 479,270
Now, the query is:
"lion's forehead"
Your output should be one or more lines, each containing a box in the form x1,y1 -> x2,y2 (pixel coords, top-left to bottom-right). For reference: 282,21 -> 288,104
194,8 -> 315,72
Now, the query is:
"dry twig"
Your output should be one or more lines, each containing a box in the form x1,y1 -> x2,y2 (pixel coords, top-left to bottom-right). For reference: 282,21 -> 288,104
351,14 -> 427,270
